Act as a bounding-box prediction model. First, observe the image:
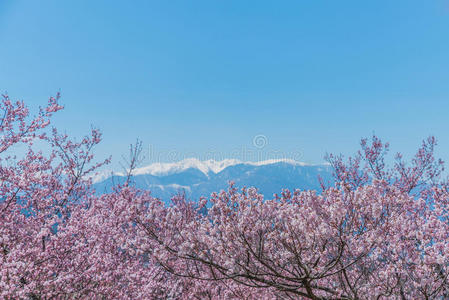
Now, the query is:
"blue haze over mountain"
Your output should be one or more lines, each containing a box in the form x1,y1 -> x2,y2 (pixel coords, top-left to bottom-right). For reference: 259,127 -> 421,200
94,159 -> 333,202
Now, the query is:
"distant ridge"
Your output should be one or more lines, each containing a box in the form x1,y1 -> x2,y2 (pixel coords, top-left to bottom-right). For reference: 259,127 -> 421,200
93,158 -> 333,201
93,158 -> 319,183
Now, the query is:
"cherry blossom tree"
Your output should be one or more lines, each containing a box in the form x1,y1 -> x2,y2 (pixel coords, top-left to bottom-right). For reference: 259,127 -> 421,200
324,134 -> 444,195
125,136 -> 449,299
0,94 -> 114,298
0,95 -> 241,299
1,94 -> 448,299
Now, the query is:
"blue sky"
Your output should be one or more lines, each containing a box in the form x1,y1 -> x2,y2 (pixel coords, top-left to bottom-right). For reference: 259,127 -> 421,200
1,0 -> 449,168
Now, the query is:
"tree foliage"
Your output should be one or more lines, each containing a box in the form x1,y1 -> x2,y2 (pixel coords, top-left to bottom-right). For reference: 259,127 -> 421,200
1,96 -> 448,299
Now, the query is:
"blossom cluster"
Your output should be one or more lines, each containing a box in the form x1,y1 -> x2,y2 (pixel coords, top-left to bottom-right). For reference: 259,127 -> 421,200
0,96 -> 448,299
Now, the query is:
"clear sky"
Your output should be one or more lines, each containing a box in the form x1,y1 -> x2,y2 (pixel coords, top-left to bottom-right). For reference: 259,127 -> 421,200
1,0 -> 449,168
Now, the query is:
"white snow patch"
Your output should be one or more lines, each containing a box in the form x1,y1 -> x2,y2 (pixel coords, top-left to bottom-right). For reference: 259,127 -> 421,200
132,158 -> 314,177
91,170 -> 124,184
149,184 -> 191,192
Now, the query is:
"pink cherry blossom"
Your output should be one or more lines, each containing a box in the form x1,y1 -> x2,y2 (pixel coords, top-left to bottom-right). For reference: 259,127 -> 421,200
1,95 -> 448,299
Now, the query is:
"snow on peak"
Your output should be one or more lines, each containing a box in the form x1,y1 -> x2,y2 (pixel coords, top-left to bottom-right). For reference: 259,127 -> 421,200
247,158 -> 309,167
132,158 -> 310,177
90,170 -> 124,184
133,158 -> 241,177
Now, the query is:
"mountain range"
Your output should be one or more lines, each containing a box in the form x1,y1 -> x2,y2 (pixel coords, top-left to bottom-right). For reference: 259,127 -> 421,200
93,158 -> 334,202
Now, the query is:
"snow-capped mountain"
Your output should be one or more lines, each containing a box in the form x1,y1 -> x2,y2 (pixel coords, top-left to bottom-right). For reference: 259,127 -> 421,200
94,158 -> 333,202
